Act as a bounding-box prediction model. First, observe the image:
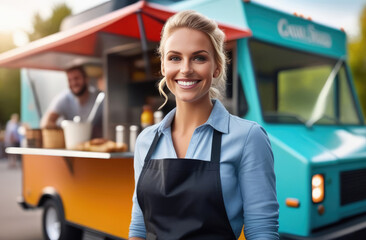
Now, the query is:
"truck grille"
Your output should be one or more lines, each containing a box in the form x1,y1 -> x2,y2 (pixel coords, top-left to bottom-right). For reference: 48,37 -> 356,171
340,168 -> 366,206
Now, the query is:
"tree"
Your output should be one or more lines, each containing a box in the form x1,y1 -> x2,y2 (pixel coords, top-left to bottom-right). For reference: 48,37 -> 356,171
28,3 -> 72,41
0,4 -> 72,127
348,6 -> 366,118
0,32 -> 20,127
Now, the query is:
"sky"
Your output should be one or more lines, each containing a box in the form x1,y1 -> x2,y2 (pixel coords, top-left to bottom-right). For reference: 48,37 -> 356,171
0,0 -> 365,45
0,0 -> 106,31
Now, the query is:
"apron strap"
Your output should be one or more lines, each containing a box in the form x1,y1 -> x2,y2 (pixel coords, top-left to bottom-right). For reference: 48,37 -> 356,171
211,129 -> 222,164
144,130 -> 161,163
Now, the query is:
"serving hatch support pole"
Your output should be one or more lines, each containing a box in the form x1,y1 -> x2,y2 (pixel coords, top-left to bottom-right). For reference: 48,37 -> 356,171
26,70 -> 43,120
136,10 -> 152,79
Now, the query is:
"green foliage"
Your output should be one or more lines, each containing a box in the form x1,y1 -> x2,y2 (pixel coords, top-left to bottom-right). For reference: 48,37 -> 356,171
0,32 -> 20,127
0,4 -> 71,127
27,3 -> 72,41
0,68 -> 20,128
348,6 -> 366,118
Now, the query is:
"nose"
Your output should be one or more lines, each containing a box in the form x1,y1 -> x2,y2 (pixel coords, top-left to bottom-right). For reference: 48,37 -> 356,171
180,59 -> 193,75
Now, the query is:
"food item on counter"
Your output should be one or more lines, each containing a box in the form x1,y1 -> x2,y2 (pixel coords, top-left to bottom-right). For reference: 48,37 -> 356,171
141,105 -> 154,128
73,138 -> 127,152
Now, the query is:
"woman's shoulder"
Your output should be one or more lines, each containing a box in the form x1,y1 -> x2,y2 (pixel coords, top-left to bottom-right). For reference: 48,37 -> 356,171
229,114 -> 259,131
135,123 -> 160,147
227,114 -> 269,140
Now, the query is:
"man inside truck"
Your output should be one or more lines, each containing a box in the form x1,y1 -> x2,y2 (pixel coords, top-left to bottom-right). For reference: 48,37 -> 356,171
40,65 -> 103,138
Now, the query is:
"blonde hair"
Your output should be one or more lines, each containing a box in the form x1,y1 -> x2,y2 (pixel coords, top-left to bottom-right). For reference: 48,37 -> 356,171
158,10 -> 227,108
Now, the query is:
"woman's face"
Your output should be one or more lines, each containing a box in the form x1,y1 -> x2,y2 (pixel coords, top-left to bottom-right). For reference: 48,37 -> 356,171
162,27 -> 219,104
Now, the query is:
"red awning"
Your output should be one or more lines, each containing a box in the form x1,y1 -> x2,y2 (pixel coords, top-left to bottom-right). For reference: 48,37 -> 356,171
0,1 -> 251,70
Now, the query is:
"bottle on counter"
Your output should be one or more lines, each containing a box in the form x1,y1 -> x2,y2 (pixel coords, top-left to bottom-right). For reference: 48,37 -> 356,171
140,105 -> 154,129
115,125 -> 125,147
154,110 -> 164,124
129,125 -> 139,153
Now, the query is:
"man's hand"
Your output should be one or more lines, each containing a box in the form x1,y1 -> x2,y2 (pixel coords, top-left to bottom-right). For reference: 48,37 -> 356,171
40,112 -> 60,128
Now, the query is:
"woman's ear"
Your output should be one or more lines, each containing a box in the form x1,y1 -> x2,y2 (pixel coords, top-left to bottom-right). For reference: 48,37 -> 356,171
213,68 -> 220,78
161,61 -> 165,76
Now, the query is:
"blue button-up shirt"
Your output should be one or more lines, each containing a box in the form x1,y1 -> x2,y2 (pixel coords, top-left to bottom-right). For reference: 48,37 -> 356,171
129,100 -> 279,239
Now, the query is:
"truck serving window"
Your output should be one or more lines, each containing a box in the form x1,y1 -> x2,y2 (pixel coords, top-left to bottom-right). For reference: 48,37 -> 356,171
223,48 -> 248,117
249,39 -> 361,125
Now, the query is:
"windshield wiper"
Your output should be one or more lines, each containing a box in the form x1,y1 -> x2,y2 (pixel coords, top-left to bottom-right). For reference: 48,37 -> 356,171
306,59 -> 344,128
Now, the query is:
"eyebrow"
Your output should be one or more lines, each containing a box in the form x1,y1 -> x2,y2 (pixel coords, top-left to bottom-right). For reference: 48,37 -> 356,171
167,50 -> 209,55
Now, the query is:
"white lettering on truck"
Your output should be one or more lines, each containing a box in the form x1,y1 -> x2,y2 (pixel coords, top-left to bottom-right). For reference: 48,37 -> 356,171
278,18 -> 332,48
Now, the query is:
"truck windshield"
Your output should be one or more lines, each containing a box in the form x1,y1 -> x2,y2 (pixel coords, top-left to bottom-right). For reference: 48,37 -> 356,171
249,40 -> 361,125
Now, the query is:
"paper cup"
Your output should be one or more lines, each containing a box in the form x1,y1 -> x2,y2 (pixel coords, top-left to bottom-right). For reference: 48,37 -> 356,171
61,120 -> 92,149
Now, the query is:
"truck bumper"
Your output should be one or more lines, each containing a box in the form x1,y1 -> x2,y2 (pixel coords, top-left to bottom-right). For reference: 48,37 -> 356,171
16,196 -> 35,210
281,213 -> 366,240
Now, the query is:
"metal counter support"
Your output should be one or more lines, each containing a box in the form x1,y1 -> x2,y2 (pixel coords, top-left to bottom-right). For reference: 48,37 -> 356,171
64,157 -> 74,175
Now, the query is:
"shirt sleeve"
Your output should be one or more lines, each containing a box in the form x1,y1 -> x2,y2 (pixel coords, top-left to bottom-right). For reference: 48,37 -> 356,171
129,134 -> 147,239
47,91 -> 69,117
239,123 -> 279,240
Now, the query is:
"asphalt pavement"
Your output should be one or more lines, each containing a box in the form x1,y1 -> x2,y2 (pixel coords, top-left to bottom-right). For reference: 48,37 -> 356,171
0,158 -> 43,240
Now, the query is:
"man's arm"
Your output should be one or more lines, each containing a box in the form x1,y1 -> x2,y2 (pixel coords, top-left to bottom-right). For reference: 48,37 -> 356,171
40,111 -> 60,129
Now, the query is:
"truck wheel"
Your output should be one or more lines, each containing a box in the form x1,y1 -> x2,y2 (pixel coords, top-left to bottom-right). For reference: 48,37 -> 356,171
42,199 -> 82,240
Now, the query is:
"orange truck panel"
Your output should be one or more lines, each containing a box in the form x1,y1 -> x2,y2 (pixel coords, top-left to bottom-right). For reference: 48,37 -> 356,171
23,154 -> 134,238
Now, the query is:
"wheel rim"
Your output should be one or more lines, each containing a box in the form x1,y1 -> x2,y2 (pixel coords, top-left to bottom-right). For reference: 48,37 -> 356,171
45,207 -> 61,240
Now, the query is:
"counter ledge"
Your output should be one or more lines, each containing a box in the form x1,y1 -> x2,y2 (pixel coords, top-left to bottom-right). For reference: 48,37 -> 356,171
5,147 -> 134,159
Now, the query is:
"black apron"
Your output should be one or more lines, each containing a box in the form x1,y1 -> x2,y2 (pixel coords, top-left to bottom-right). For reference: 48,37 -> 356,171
136,129 -> 237,240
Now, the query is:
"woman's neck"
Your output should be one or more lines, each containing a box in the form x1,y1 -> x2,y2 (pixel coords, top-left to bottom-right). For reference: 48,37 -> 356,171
173,97 -> 213,134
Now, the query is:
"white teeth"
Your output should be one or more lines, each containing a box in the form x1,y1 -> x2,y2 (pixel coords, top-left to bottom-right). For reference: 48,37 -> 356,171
177,81 -> 198,86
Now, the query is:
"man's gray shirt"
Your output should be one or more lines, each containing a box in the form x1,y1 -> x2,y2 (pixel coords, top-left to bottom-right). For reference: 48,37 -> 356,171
47,86 -> 103,137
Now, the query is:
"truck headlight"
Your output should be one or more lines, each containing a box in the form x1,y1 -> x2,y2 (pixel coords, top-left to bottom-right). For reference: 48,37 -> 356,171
312,174 -> 324,203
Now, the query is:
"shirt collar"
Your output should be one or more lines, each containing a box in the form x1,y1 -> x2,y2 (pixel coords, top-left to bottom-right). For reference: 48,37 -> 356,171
158,107 -> 176,134
157,99 -> 229,134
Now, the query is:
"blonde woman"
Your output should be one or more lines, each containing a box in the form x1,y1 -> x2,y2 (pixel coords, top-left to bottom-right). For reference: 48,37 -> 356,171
129,10 -> 279,240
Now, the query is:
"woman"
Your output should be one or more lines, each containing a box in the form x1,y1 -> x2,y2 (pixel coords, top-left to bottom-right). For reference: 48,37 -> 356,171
129,10 -> 279,240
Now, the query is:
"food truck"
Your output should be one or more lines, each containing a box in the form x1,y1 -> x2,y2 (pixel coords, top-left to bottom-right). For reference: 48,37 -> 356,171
1,0 -> 366,239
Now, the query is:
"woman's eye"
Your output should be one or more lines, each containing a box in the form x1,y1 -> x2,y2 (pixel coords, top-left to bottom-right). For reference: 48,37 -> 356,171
193,55 -> 207,62
168,56 -> 181,61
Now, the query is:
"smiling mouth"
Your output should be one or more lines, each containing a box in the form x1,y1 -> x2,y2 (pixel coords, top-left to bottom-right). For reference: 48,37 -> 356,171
176,80 -> 200,87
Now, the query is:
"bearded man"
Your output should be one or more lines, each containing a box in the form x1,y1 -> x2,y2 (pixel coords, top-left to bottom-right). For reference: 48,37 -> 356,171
41,66 -> 103,138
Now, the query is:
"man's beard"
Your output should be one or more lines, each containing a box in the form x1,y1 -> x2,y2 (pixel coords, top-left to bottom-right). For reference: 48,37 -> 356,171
72,84 -> 88,97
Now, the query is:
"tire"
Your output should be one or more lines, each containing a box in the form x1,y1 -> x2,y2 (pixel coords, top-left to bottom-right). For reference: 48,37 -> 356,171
42,199 -> 83,240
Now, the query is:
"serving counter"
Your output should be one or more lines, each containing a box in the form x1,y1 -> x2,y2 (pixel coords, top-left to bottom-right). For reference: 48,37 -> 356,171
6,147 -> 135,238
6,147 -> 134,159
